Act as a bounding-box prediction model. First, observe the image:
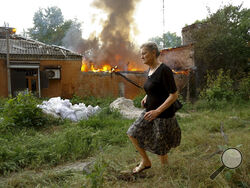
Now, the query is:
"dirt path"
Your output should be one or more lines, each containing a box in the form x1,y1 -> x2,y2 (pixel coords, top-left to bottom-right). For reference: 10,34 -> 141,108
0,157 -> 94,185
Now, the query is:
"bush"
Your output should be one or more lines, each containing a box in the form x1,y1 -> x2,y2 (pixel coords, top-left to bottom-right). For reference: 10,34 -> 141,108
0,98 -> 7,115
2,92 -> 47,128
200,69 -> 234,107
237,73 -> 250,100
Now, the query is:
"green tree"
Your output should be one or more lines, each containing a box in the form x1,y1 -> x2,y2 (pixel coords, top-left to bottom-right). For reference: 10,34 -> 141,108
149,31 -> 182,49
193,4 -> 250,76
27,6 -> 82,46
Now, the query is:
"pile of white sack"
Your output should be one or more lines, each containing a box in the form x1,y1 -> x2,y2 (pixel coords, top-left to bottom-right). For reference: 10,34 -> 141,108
37,97 -> 101,121
109,97 -> 143,119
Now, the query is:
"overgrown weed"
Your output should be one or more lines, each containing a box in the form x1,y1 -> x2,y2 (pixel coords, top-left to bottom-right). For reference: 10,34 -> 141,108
0,94 -> 249,187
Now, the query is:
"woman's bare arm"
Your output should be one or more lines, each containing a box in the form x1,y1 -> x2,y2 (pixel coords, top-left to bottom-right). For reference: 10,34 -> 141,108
144,91 -> 178,121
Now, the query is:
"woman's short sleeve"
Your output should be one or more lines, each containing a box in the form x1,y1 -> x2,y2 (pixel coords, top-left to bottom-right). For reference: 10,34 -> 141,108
162,65 -> 177,94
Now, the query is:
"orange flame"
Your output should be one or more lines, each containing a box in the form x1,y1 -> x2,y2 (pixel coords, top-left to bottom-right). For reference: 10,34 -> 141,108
172,69 -> 189,75
81,62 -> 88,72
90,64 -> 112,72
81,60 -> 144,72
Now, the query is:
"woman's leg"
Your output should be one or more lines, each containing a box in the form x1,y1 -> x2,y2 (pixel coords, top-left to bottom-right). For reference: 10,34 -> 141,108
159,154 -> 168,165
128,135 -> 151,167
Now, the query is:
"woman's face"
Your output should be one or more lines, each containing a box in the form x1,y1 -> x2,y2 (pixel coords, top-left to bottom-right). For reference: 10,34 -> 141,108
140,47 -> 155,66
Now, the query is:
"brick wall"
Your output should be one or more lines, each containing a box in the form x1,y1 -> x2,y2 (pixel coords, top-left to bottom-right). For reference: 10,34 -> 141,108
40,60 -> 82,98
75,72 -> 146,99
1,54 -> 192,99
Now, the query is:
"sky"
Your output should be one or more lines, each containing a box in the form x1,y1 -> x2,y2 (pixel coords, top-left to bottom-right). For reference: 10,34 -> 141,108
0,0 -> 249,45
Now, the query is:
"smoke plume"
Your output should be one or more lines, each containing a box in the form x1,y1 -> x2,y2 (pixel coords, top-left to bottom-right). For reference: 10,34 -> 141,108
64,0 -> 147,71
90,0 -> 146,70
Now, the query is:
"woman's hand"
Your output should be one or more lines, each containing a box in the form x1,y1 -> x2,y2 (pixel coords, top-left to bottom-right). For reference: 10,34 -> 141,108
144,110 -> 160,122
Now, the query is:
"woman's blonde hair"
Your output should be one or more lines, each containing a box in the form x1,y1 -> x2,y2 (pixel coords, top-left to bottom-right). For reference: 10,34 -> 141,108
140,42 -> 160,57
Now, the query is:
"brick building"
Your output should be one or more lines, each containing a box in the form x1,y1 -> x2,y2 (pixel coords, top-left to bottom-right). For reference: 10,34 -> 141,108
0,24 -> 197,100
0,34 -> 82,98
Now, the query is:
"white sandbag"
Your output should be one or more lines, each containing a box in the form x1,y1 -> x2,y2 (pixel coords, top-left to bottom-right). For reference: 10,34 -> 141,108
86,105 -> 94,117
41,108 -> 60,119
75,110 -> 88,121
59,106 -> 75,119
37,97 -> 101,121
94,106 -> 101,113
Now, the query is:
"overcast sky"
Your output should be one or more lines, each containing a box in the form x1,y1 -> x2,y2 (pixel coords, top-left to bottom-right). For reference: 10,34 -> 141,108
0,0 -> 249,45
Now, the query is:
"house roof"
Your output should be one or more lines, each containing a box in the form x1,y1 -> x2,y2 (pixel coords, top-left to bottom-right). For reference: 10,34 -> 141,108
181,22 -> 206,32
0,35 -> 82,60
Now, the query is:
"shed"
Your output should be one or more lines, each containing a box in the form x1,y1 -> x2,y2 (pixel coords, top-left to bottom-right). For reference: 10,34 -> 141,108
0,34 -> 82,98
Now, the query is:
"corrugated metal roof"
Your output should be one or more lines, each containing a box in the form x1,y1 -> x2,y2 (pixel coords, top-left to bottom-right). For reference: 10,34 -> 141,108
0,35 -> 82,60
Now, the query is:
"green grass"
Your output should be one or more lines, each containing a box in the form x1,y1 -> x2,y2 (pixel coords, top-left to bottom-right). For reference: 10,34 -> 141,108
0,97 -> 249,187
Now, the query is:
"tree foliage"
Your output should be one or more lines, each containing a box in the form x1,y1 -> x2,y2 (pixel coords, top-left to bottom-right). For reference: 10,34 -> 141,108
193,4 -> 250,76
149,31 -> 182,49
27,6 -> 82,46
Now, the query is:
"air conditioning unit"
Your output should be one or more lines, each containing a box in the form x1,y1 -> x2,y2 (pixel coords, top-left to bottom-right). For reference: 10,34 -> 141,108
45,69 -> 61,79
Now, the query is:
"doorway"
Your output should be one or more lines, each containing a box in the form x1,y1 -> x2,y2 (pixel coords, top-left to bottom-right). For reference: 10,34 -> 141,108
11,68 -> 39,96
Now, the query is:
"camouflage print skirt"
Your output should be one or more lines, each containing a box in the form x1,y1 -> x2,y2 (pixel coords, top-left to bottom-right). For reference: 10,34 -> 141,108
127,110 -> 181,155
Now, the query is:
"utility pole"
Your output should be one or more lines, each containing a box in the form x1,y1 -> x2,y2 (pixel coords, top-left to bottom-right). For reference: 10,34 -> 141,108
5,23 -> 12,96
162,0 -> 165,48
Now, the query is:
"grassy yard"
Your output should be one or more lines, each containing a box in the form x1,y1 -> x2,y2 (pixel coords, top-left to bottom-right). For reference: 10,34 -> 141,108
0,96 -> 249,187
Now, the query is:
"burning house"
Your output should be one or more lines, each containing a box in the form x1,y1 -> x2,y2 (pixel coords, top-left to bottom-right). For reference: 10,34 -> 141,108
77,46 -> 195,99
68,0 -> 194,99
0,31 -> 195,100
0,0 -> 197,100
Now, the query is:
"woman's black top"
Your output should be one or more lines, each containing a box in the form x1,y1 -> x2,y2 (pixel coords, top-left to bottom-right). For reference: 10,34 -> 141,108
144,63 -> 177,118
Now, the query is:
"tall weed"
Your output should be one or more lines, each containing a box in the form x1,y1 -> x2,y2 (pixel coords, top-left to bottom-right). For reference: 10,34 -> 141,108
85,159 -> 107,188
0,126 -> 95,174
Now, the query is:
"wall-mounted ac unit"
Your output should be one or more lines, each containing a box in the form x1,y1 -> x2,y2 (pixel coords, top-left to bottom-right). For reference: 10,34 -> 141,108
45,69 -> 61,79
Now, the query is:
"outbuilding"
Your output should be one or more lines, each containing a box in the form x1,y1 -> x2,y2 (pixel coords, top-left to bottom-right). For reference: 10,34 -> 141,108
0,31 -> 82,98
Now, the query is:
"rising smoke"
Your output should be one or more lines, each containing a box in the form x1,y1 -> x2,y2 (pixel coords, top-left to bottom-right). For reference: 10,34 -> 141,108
63,0 -> 147,71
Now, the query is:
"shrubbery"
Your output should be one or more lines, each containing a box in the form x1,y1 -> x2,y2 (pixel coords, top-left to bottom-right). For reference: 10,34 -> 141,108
2,92 -> 47,129
200,69 -> 249,108
237,73 -> 250,101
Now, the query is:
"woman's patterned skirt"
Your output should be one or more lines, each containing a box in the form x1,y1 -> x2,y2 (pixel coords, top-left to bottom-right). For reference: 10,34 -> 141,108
127,110 -> 181,155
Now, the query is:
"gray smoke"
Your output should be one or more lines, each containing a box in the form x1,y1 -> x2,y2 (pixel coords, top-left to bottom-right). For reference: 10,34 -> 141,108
63,0 -> 147,71
62,21 -> 99,56
90,0 -> 144,70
